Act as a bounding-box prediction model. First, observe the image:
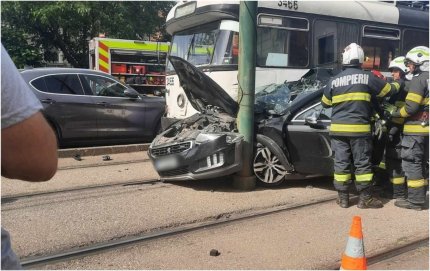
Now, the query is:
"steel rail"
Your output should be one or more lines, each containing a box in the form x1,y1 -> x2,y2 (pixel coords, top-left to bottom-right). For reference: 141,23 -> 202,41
21,195 -> 339,269
366,238 -> 429,266
58,158 -> 150,171
325,237 -> 429,270
1,178 -> 161,203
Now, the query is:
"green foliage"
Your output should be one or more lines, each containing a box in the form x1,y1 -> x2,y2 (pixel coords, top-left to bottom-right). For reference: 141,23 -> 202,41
1,1 -> 174,68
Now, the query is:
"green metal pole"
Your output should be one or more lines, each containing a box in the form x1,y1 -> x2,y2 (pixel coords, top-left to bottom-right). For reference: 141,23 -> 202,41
233,1 -> 257,190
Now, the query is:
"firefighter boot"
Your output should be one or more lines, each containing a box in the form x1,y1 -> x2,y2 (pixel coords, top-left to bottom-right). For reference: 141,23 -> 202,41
336,191 -> 349,208
394,199 -> 423,210
357,188 -> 383,209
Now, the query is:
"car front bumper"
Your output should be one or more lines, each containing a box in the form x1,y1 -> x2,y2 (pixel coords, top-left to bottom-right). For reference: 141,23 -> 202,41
149,134 -> 243,181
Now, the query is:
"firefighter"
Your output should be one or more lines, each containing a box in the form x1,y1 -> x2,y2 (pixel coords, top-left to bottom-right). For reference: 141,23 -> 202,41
381,56 -> 410,199
322,43 -> 401,208
387,46 -> 429,210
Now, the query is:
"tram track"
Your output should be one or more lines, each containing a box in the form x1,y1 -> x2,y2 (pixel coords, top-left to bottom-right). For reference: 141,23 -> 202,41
1,178 -> 161,203
19,193 -> 428,269
20,195 -> 339,269
58,158 -> 150,171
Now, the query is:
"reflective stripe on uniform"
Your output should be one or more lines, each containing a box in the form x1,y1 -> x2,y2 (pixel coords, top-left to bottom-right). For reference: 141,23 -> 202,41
407,179 -> 426,188
422,98 -> 429,105
332,92 -> 371,104
391,177 -> 405,184
322,95 -> 332,106
405,92 -> 423,104
355,173 -> 373,182
378,162 -> 386,169
334,173 -> 351,182
330,124 -> 371,133
403,124 -> 429,134
400,107 -> 410,118
377,83 -> 392,97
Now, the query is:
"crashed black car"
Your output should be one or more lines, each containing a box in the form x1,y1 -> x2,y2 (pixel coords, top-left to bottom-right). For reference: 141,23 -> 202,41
148,56 -> 345,185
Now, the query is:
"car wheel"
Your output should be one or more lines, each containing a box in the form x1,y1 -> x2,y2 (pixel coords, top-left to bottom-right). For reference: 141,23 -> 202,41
253,134 -> 288,186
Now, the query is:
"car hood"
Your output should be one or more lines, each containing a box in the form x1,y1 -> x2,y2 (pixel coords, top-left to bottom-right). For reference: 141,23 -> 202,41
169,56 -> 239,117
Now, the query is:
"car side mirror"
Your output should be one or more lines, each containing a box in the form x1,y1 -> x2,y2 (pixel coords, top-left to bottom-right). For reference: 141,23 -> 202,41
124,89 -> 139,99
305,112 -> 324,129
305,115 -> 318,125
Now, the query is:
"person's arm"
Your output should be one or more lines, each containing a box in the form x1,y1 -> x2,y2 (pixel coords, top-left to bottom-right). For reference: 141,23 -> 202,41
1,112 -> 58,181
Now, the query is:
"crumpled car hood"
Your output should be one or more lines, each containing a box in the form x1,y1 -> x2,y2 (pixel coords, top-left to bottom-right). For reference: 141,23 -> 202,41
169,56 -> 239,117
152,112 -> 237,146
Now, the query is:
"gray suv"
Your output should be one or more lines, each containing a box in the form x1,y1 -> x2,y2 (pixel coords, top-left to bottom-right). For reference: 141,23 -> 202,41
21,68 -> 165,147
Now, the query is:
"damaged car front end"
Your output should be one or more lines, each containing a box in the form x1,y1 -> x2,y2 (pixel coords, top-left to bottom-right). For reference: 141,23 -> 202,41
149,56 -> 244,180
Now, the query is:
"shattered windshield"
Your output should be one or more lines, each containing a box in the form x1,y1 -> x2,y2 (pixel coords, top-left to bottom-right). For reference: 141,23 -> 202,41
254,68 -> 334,115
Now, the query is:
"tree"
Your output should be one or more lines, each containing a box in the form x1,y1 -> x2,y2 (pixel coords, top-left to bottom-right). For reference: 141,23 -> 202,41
1,1 -> 174,68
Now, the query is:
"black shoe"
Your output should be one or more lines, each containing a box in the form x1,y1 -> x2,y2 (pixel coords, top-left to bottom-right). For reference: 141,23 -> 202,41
336,197 -> 349,208
336,192 -> 349,208
394,200 -> 423,210
357,197 -> 383,209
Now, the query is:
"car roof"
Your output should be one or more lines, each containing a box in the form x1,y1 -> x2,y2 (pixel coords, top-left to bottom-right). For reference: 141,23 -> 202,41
20,67 -> 114,80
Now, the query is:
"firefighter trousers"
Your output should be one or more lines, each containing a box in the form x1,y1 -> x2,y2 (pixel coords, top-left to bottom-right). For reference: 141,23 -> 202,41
331,136 -> 373,192
385,131 -> 406,198
401,135 -> 429,204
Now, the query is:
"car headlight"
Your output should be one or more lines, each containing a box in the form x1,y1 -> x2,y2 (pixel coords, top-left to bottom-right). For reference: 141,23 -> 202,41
195,133 -> 222,143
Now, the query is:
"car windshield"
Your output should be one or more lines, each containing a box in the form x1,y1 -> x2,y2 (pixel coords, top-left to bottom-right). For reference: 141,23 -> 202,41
254,68 -> 334,115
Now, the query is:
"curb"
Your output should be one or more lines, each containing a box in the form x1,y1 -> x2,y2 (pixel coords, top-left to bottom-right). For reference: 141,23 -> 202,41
58,143 -> 150,158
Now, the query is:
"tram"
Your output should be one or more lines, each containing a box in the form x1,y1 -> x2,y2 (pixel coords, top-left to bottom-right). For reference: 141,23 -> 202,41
162,1 -> 429,127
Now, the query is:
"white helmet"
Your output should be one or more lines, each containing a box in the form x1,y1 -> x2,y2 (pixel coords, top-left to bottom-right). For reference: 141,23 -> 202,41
389,56 -> 409,74
405,46 -> 429,66
342,43 -> 364,66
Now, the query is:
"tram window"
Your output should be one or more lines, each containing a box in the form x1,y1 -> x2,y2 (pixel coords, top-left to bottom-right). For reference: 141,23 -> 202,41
361,38 -> 399,71
257,27 -> 309,67
403,29 -> 429,54
318,35 -> 335,64
363,26 -> 400,40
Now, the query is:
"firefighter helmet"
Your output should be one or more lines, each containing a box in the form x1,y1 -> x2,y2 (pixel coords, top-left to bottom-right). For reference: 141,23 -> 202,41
405,46 -> 429,66
389,56 -> 409,74
342,43 -> 364,66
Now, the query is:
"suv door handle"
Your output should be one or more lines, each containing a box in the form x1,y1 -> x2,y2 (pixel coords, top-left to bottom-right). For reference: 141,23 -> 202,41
96,102 -> 110,107
40,99 -> 56,104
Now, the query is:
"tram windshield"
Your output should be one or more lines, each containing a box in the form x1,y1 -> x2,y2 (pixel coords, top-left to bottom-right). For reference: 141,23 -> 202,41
167,21 -> 239,72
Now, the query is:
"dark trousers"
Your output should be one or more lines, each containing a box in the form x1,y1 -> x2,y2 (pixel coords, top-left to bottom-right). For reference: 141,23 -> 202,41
385,131 -> 406,198
401,135 -> 429,204
331,136 -> 373,192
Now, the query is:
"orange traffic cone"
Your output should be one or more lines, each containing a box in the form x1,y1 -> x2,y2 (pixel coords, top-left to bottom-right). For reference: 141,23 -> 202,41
340,216 -> 367,270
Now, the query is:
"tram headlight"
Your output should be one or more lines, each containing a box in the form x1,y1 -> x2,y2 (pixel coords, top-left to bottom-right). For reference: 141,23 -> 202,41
177,93 -> 186,108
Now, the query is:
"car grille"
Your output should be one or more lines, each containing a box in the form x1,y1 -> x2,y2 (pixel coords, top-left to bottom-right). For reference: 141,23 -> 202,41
151,142 -> 192,157
159,166 -> 190,177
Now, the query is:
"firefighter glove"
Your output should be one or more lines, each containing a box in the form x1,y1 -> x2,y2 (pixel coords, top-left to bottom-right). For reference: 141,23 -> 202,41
383,103 -> 397,117
374,119 -> 385,140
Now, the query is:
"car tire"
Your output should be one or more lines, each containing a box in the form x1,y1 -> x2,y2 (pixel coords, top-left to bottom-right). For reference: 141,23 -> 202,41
253,134 -> 289,187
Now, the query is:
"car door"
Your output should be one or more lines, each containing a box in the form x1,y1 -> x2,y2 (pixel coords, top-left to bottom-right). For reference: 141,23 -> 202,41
79,74 -> 147,139
284,102 -> 333,176
30,73 -> 98,140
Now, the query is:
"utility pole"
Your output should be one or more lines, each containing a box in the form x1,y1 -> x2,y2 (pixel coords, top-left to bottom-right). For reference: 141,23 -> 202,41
233,1 -> 257,190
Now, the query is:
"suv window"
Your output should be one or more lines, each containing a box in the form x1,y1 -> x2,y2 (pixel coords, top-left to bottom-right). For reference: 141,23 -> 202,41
294,103 -> 332,121
40,74 -> 84,95
80,75 -> 127,97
